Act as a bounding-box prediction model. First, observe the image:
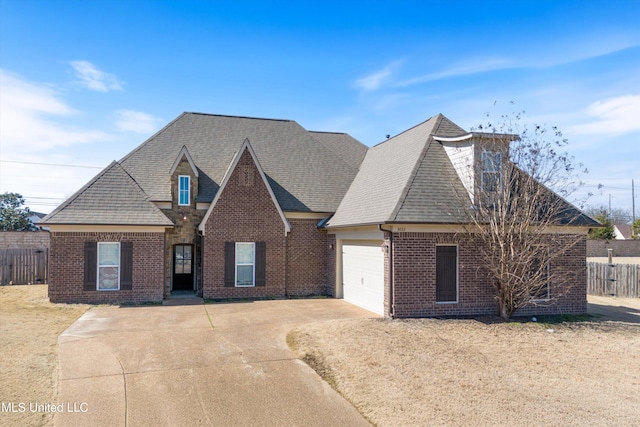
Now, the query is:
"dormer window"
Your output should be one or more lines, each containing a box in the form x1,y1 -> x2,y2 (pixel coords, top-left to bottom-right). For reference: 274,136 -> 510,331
481,151 -> 502,193
178,175 -> 190,206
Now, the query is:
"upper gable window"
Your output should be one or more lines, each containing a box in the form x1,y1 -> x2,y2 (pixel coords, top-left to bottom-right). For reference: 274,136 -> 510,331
178,175 -> 190,206
481,151 -> 502,193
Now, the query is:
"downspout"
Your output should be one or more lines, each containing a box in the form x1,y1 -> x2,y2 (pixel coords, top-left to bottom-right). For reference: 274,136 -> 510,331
198,229 -> 204,297
379,224 -> 394,318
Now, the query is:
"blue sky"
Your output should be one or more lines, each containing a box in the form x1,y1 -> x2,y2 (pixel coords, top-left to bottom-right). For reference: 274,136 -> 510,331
1,0 -> 639,216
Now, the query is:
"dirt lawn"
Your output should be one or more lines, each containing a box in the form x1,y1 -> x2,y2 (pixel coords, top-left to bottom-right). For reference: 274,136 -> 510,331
0,285 -> 89,427
289,298 -> 640,427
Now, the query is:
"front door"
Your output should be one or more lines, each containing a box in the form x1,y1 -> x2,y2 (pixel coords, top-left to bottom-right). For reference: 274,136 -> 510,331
173,245 -> 194,291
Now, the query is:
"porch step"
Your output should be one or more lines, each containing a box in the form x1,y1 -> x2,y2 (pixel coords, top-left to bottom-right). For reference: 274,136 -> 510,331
163,291 -> 203,306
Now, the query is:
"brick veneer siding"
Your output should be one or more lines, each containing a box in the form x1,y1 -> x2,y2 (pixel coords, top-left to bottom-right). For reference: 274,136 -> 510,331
202,148 -> 287,299
587,240 -> 640,258
48,232 -> 164,304
515,234 -> 587,317
286,218 -> 330,296
0,231 -> 50,249
389,232 -> 587,318
326,234 -> 337,297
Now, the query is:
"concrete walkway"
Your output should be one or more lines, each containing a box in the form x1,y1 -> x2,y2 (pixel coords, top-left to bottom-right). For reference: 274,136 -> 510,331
54,299 -> 375,426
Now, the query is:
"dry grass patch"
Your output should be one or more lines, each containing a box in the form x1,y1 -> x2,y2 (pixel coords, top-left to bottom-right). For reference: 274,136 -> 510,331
0,285 -> 89,427
289,317 -> 640,427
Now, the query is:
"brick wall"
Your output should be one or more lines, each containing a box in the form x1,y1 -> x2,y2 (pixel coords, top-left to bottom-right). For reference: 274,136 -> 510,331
0,231 -> 50,249
390,232 -> 495,318
286,218 -> 330,296
390,232 -> 587,318
326,234 -> 337,297
49,232 -> 164,304
587,240 -> 640,257
202,148 -> 287,299
515,235 -> 587,317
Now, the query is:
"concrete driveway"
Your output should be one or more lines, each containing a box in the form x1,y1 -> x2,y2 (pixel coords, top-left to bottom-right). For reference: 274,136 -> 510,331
54,299 -> 375,426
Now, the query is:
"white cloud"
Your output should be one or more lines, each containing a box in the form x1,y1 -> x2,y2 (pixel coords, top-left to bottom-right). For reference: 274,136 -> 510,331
569,94 -> 640,135
69,60 -> 123,92
0,70 -> 109,153
398,57 -> 513,87
354,60 -> 403,91
115,110 -> 162,134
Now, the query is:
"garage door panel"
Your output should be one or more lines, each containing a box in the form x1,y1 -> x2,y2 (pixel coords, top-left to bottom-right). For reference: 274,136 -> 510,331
342,242 -> 384,315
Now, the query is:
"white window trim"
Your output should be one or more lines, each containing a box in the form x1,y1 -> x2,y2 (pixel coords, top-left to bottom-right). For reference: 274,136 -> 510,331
178,175 -> 190,206
235,242 -> 255,287
435,244 -> 459,304
480,151 -> 502,193
97,242 -> 120,291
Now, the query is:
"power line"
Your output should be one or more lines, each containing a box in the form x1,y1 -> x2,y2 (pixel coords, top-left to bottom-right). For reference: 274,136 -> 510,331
24,196 -> 66,201
0,160 -> 103,169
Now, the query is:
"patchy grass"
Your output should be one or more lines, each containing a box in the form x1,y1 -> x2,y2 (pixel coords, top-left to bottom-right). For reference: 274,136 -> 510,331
289,316 -> 640,427
0,285 -> 89,427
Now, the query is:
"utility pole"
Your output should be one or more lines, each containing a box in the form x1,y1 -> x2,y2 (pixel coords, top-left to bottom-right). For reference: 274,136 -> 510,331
632,179 -> 636,225
633,179 -> 636,238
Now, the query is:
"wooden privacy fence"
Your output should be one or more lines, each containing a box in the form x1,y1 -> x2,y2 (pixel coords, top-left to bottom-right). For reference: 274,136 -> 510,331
0,248 -> 48,285
587,262 -> 639,298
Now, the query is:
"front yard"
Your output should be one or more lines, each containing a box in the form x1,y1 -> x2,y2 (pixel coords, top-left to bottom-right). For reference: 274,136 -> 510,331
289,304 -> 640,427
0,285 -> 88,427
2,284 -> 639,427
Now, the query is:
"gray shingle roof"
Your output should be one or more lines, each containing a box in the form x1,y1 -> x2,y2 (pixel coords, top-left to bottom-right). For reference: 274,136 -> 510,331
327,114 -> 445,227
40,162 -> 173,226
392,140 -> 471,223
120,113 -> 364,212
308,131 -> 368,169
41,113 -> 367,226
327,113 -> 597,228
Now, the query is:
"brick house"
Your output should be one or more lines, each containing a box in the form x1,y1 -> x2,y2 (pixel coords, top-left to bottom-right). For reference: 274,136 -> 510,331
40,112 -> 597,317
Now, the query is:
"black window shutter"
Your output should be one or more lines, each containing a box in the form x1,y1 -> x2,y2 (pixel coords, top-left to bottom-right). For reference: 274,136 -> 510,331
255,241 -> 266,287
120,242 -> 133,290
83,241 -> 97,291
436,246 -> 457,302
224,242 -> 235,287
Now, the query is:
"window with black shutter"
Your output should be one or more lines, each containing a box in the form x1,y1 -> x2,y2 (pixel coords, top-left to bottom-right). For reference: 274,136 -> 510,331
224,242 -> 236,287
436,245 -> 458,303
83,241 -> 132,291
120,242 -> 133,290
255,242 -> 266,287
224,241 -> 266,287
83,241 -> 97,291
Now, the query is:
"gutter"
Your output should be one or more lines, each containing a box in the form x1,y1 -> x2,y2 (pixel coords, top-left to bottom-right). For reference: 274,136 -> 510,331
379,224 -> 394,318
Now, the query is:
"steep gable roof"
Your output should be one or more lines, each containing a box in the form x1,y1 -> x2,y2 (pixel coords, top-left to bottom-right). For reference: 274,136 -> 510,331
199,139 -> 291,234
392,140 -> 471,223
39,162 -> 173,226
327,113 -> 597,228
169,145 -> 199,177
326,115 -> 445,227
119,113 -> 363,212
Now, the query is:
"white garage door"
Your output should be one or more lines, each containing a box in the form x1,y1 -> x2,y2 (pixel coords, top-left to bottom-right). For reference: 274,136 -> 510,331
342,242 -> 384,315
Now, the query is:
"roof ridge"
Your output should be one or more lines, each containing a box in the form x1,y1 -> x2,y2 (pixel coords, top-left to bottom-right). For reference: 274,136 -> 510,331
431,113 -> 468,137
371,115 -> 438,148
308,130 -> 348,135
184,111 -> 293,123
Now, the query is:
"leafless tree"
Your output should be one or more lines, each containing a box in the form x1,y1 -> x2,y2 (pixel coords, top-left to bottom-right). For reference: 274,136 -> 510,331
459,111 -> 591,319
